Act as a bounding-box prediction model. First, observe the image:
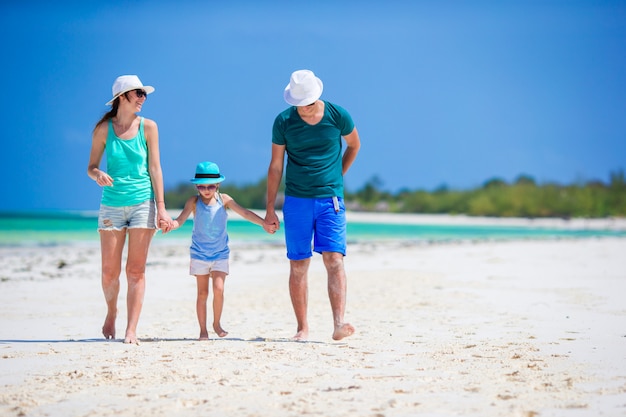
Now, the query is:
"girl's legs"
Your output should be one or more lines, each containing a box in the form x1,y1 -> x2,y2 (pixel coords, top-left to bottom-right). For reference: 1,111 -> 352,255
99,229 -> 127,340
195,274 -> 210,340
211,271 -> 228,337
124,228 -> 154,344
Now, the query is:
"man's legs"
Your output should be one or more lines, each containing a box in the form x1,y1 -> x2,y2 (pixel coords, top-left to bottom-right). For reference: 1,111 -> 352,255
289,258 -> 311,340
322,252 -> 355,340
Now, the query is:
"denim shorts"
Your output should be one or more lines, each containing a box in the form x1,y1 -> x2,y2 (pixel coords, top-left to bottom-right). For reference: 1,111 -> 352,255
189,258 -> 230,276
283,195 -> 347,260
98,200 -> 157,231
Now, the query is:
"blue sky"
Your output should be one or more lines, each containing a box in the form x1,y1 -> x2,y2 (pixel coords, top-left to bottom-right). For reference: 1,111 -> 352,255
1,1 -> 624,212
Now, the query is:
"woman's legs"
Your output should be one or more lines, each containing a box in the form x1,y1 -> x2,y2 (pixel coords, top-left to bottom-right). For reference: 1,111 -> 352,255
124,228 -> 154,344
99,229 -> 127,340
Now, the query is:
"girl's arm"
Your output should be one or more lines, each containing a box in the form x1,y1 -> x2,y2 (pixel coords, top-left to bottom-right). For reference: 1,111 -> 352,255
164,196 -> 195,233
221,194 -> 276,234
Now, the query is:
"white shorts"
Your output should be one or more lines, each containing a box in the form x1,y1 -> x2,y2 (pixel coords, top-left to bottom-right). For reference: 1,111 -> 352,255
189,258 -> 229,276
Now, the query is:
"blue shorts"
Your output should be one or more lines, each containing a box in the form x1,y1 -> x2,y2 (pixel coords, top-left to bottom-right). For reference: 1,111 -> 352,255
283,195 -> 346,260
98,200 -> 157,231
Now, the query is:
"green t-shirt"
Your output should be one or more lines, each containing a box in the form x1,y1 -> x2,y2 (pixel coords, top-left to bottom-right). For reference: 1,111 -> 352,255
101,117 -> 154,207
272,101 -> 355,198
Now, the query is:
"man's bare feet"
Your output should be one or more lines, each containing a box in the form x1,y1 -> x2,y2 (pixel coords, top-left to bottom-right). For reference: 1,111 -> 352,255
199,331 -> 209,340
102,314 -> 116,340
213,323 -> 228,338
332,323 -> 355,341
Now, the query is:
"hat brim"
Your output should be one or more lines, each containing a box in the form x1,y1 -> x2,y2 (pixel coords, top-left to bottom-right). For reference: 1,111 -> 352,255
105,85 -> 155,106
283,78 -> 323,106
190,176 -> 225,185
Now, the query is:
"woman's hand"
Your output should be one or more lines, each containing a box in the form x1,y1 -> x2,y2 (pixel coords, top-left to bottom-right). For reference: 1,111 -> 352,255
94,171 -> 114,187
157,210 -> 173,233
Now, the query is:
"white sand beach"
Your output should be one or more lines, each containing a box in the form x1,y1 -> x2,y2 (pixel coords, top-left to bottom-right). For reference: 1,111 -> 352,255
1,215 -> 625,416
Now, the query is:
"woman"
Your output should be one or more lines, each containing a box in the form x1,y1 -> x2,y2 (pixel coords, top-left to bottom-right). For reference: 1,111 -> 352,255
87,75 -> 172,344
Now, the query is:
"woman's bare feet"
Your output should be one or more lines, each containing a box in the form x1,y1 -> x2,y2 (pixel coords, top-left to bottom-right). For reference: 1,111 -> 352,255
293,328 -> 309,341
199,331 -> 209,340
332,323 -> 355,341
213,323 -> 228,338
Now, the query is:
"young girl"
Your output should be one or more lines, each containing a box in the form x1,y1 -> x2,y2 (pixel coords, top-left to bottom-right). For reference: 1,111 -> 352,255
167,161 -> 274,340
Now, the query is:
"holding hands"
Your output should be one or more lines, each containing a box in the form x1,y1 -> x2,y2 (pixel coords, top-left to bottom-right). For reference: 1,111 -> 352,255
262,220 -> 279,234
159,218 -> 174,233
264,212 -> 280,235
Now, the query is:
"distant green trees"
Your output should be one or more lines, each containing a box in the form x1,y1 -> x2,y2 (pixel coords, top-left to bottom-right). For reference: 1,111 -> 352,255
165,170 -> 626,218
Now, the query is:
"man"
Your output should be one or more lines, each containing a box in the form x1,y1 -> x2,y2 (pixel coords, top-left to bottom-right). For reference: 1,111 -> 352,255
265,69 -> 361,341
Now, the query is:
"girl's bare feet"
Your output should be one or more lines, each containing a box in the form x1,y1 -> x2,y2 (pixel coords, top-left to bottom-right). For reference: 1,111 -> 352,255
123,331 -> 140,345
332,323 -> 355,341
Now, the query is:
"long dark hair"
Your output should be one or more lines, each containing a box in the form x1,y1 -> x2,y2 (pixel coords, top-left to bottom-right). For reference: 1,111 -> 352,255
93,91 -> 135,132
94,99 -> 119,131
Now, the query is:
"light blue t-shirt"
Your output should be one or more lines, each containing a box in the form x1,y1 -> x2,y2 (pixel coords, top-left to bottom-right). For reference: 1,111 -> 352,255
190,195 -> 230,261
101,117 -> 154,207
272,101 -> 355,198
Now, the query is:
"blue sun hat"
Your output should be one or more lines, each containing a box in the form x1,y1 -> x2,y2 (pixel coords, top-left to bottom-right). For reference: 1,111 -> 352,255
190,161 -> 225,184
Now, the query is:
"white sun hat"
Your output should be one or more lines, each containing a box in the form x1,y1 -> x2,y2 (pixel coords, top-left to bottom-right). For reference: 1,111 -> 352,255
105,75 -> 155,106
283,69 -> 323,106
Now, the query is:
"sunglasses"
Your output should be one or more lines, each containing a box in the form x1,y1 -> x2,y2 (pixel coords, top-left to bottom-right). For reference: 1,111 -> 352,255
196,184 -> 218,191
134,89 -> 147,98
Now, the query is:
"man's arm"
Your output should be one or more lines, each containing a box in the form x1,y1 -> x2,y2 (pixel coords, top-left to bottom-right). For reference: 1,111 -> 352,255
265,143 -> 286,229
342,127 -> 361,175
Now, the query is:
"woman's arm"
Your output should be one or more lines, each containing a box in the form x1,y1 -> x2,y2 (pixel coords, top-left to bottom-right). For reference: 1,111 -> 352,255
87,122 -> 113,186
144,118 -> 172,230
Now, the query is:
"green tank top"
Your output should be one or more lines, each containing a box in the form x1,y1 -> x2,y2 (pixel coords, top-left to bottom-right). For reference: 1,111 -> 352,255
101,117 -> 154,207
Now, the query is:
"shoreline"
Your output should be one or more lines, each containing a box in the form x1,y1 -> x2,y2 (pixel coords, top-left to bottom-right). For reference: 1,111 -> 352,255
2,208 -> 626,230
2,211 -> 625,249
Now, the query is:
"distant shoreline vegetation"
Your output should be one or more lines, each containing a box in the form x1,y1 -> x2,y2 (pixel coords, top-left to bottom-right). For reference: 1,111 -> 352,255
164,170 -> 626,219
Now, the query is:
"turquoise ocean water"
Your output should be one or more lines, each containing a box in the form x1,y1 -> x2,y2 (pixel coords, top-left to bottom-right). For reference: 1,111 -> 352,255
1,211 -> 625,248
